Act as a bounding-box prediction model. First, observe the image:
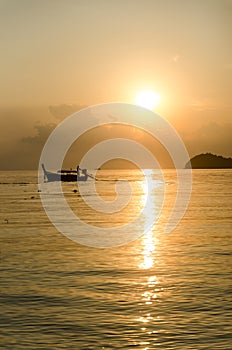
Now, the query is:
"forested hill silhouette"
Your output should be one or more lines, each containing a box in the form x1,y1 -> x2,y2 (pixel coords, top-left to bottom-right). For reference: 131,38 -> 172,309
185,153 -> 232,169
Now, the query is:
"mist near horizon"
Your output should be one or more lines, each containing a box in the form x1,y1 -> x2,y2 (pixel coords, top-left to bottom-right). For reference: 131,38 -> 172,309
0,103 -> 231,170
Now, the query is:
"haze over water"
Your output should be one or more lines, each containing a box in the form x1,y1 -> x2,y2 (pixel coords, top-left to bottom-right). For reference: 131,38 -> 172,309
0,169 -> 231,349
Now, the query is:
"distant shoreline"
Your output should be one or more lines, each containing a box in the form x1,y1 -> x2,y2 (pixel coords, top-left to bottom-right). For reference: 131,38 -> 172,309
1,153 -> 232,171
185,153 -> 232,169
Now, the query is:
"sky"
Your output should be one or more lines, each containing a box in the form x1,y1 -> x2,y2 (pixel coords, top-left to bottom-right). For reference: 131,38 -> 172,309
0,0 -> 231,169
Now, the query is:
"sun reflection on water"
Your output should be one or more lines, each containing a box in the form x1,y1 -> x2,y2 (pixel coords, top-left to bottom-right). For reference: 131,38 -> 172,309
139,230 -> 155,270
135,174 -> 164,346
139,173 -> 161,270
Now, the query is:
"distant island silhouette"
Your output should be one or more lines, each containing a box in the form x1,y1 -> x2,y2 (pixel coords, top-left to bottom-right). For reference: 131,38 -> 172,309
185,153 -> 232,169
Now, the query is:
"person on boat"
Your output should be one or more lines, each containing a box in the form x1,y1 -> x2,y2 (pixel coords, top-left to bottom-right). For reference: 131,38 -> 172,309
81,169 -> 88,181
82,169 -> 87,176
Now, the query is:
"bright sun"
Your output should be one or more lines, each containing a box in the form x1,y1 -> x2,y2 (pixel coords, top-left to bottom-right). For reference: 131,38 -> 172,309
135,90 -> 160,110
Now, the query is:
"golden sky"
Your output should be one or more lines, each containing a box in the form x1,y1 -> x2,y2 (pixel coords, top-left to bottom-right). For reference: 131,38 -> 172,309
0,0 -> 231,168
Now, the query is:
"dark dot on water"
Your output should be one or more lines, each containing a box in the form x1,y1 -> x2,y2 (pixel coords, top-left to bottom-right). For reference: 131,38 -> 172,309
31,196 -> 35,199
73,189 -> 77,193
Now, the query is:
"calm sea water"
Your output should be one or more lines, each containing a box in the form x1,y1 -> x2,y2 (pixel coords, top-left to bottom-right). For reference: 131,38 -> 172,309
0,170 -> 231,349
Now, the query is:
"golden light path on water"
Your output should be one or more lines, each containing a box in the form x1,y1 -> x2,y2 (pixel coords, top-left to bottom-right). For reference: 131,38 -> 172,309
136,173 -> 164,349
139,171 -> 161,270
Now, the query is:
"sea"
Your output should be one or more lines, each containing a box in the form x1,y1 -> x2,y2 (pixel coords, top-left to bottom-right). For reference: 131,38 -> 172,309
0,169 -> 231,349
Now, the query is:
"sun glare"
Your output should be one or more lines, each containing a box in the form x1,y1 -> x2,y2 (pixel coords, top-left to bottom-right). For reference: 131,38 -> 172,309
135,90 -> 160,110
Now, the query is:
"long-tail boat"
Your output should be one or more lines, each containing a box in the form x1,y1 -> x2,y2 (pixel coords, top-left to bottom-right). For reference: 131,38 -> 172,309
41,164 -> 90,182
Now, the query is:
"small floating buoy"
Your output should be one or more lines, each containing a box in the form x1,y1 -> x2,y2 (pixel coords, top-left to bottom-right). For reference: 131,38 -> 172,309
31,196 -> 35,199
73,189 -> 77,193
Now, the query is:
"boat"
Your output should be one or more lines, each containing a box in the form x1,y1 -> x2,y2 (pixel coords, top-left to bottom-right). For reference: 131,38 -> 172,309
41,164 -> 89,182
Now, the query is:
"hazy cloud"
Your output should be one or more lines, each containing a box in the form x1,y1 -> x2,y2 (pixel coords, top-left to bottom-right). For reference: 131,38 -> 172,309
184,122 -> 232,157
0,122 -> 56,170
49,104 -> 87,120
22,123 -> 56,145
0,104 -> 231,169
